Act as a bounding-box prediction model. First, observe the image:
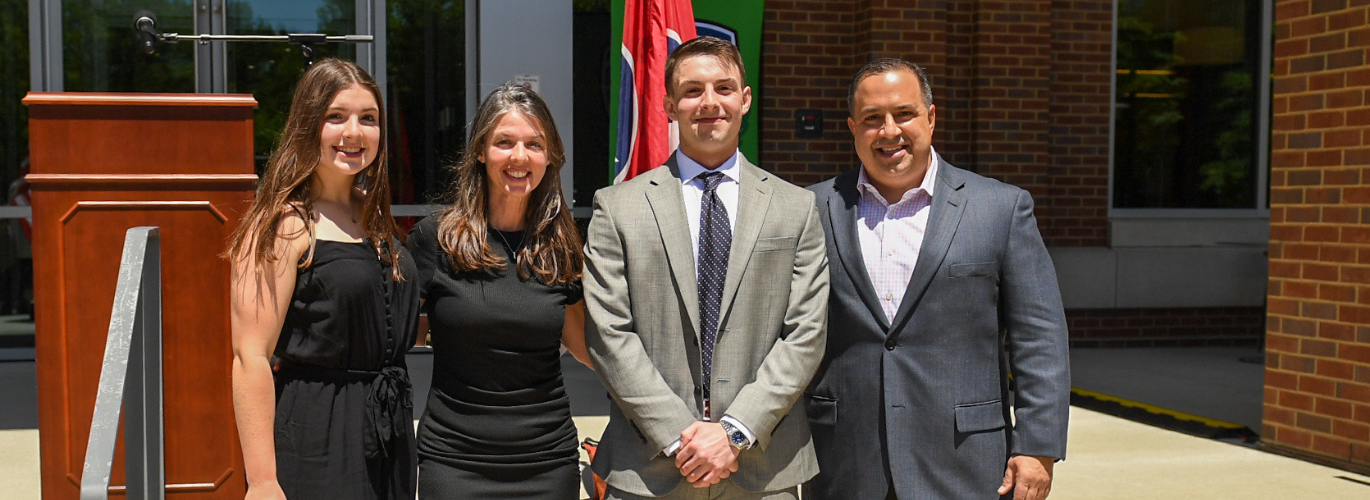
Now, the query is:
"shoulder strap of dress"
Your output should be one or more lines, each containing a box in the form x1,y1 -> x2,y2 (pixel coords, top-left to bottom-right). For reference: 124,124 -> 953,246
287,203 -> 317,267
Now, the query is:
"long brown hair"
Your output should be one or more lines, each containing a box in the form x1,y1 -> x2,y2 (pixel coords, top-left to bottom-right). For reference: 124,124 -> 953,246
437,83 -> 582,285
225,58 -> 404,279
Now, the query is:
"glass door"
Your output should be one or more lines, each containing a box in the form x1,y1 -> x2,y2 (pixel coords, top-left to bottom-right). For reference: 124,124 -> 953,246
61,0 -> 196,92
386,0 -> 467,208
224,0 -> 359,167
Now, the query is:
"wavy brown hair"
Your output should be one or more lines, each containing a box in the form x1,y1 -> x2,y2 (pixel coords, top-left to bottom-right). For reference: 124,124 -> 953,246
224,58 -> 404,279
437,83 -> 582,285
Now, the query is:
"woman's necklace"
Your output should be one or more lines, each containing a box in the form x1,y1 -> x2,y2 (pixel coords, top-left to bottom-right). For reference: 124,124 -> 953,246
492,227 -> 522,256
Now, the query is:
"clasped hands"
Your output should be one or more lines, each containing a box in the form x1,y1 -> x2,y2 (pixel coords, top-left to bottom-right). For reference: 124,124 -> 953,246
672,425 -> 1055,497
673,421 -> 740,488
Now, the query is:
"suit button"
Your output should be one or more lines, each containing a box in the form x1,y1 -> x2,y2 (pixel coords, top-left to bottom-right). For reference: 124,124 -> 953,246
885,340 -> 896,350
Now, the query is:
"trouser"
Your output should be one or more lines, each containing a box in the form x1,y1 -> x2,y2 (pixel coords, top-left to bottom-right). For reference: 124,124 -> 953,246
605,482 -> 798,500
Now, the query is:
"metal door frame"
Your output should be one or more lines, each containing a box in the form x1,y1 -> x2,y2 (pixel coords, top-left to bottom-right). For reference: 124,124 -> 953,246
28,0 -> 387,95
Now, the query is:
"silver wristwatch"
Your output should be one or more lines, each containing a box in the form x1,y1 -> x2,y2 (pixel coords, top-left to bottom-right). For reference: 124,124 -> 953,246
720,420 -> 752,450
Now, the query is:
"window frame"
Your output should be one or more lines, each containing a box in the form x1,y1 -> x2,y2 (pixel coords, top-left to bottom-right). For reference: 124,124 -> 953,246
28,0 -> 387,97
1107,0 -> 1273,219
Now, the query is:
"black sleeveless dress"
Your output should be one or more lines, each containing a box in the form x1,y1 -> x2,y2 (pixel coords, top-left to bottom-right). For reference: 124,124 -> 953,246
273,239 -> 421,500
406,216 -> 581,500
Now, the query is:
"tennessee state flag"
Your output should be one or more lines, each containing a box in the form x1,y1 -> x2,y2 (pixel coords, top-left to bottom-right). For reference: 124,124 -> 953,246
614,0 -> 697,183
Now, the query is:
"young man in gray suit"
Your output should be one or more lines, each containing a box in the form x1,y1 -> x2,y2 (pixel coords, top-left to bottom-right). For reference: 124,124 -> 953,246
803,58 -> 1070,500
584,37 -> 829,500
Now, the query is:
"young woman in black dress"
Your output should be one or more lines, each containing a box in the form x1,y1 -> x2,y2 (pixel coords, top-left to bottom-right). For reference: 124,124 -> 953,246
228,59 -> 419,500
406,83 -> 592,499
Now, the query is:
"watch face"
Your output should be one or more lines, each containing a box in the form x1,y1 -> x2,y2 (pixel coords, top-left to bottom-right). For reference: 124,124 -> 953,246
730,432 -> 746,445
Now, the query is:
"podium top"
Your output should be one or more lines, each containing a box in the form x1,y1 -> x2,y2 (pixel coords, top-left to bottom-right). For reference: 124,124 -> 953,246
24,92 -> 259,177
23,92 -> 258,109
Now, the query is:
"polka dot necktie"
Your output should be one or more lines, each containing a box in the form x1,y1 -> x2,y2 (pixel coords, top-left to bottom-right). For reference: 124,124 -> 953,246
696,171 -> 731,401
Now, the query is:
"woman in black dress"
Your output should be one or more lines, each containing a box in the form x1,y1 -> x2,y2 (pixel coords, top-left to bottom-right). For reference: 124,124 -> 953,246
407,83 -> 591,499
228,59 -> 419,500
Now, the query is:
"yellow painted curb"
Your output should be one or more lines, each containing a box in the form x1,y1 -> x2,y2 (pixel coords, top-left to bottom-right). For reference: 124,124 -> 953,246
1070,387 -> 1248,430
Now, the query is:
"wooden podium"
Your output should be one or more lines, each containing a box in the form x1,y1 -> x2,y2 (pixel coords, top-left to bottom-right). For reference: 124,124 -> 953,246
24,93 -> 257,499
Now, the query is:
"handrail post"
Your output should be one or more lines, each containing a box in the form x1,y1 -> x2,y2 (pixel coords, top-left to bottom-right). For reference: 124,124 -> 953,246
79,227 -> 164,500
126,228 -> 164,500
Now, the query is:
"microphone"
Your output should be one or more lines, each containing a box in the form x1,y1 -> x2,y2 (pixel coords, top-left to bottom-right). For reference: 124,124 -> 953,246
133,10 -> 159,54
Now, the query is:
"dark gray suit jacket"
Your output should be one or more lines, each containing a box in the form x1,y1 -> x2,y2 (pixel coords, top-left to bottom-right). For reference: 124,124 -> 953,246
803,156 -> 1070,499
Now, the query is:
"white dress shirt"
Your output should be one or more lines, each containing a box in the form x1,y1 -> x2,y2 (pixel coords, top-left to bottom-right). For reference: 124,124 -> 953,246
665,149 -> 755,454
677,149 -> 741,260
856,148 -> 938,323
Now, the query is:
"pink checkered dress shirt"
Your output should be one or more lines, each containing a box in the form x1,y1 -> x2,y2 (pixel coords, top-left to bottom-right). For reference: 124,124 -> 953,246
855,154 -> 938,323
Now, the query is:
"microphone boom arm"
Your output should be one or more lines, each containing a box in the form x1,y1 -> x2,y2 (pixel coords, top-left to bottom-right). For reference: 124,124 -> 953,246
133,10 -> 372,65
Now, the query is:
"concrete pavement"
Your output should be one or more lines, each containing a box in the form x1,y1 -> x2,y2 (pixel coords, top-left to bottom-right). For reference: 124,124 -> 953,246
1,348 -> 1369,498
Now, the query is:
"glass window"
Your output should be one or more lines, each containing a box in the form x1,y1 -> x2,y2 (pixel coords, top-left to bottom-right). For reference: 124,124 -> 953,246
386,0 -> 467,207
1113,0 -> 1263,208
226,0 -> 358,169
573,1 -> 611,212
2,0 -> 28,183
1,0 -> 33,326
62,0 -> 195,93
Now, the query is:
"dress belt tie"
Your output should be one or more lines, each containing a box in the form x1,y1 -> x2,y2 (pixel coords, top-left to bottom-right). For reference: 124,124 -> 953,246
363,365 -> 411,462
277,361 -> 413,464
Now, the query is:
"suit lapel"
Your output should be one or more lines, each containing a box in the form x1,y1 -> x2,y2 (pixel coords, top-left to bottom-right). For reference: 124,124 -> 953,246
827,169 -> 890,331
888,157 -> 967,335
644,158 -> 702,340
717,159 -> 772,333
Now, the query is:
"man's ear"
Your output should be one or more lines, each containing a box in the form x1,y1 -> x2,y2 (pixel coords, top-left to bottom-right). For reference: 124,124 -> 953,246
740,86 -> 753,115
847,116 -> 858,136
927,104 -> 936,132
663,93 -> 677,120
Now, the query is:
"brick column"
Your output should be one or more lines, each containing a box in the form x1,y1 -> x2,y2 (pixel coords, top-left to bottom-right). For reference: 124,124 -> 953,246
963,0 -> 1054,201
853,0 -> 951,89
1266,0 -> 1370,470
1045,0 -> 1112,247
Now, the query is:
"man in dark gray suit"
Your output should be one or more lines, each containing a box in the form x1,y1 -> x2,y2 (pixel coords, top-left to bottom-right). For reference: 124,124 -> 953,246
803,58 -> 1070,500
585,37 -> 829,500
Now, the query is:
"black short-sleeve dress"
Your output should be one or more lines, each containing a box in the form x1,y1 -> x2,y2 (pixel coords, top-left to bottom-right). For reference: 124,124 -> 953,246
406,215 -> 581,500
273,239 -> 420,500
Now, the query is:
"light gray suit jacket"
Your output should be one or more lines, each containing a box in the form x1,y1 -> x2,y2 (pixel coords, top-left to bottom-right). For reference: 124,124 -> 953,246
584,154 -> 829,497
803,156 -> 1070,500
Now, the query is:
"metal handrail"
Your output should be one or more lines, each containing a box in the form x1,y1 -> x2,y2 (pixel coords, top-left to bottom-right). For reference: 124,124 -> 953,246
81,227 -> 164,500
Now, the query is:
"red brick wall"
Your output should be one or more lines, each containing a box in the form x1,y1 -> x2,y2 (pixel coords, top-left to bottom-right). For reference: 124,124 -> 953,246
1267,0 -> 1370,470
759,0 -> 859,187
961,0 -> 1053,199
1067,307 -> 1266,348
1047,0 -> 1112,247
759,0 -> 1111,247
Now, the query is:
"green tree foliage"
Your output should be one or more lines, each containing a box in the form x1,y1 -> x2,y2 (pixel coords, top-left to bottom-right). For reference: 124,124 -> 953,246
0,0 -> 29,182
1198,71 -> 1253,206
1114,15 -> 1189,207
63,0 -> 196,93
385,0 -> 467,203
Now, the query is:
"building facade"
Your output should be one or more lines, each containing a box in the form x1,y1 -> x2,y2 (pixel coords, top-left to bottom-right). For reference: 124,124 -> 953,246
5,0 -> 1367,473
